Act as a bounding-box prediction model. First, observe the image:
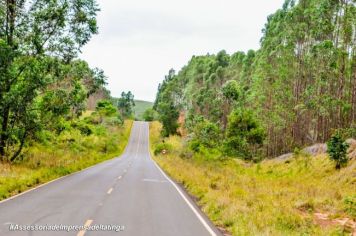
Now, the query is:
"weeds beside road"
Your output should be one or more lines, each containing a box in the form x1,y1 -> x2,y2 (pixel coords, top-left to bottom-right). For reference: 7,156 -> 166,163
150,121 -> 356,235
0,120 -> 132,201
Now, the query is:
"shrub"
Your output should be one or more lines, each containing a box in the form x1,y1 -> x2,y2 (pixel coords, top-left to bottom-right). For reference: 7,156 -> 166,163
189,120 -> 221,152
343,196 -> 356,217
105,116 -> 123,126
71,121 -> 93,136
34,130 -> 55,144
96,100 -> 118,117
223,109 -> 265,160
327,133 -> 349,169
154,142 -> 173,155
143,108 -> 157,121
222,80 -> 240,102
54,118 -> 71,134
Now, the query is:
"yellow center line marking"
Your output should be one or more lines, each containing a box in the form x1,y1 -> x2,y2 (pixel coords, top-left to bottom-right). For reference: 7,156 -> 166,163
107,188 -> 113,194
77,219 -> 93,236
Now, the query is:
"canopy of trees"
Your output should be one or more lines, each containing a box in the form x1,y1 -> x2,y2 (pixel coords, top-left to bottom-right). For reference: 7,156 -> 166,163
154,0 -> 356,159
0,0 -> 103,161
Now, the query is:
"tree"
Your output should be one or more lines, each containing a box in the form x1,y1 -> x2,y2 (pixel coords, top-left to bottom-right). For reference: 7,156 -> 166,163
327,133 -> 349,169
0,0 -> 99,161
189,119 -> 221,152
157,98 -> 179,137
224,109 -> 265,160
96,100 -> 117,117
154,70 -> 180,137
117,91 -> 135,118
143,108 -> 157,122
222,80 -> 240,102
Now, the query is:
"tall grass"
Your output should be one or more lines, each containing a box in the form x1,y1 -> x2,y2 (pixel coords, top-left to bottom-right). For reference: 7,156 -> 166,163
149,121 -> 356,235
0,120 -> 133,201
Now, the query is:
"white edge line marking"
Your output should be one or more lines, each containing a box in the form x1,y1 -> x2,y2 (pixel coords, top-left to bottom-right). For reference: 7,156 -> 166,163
146,123 -> 217,236
0,159 -> 110,204
77,219 -> 93,236
0,122 -> 136,205
142,178 -> 167,183
107,188 -> 113,194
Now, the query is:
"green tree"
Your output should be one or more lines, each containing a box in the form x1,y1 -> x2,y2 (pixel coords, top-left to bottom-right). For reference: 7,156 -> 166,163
143,108 -> 157,122
222,80 -> 240,102
154,69 -> 180,137
189,119 -> 221,152
117,91 -> 135,118
96,100 -> 117,117
157,98 -> 179,137
0,0 -> 99,161
327,133 -> 350,169
224,109 -> 265,160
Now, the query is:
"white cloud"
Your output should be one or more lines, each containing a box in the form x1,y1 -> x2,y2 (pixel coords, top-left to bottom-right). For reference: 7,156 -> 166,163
80,0 -> 285,102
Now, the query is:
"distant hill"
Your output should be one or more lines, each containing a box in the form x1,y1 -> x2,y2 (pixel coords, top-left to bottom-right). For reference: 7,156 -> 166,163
134,100 -> 153,120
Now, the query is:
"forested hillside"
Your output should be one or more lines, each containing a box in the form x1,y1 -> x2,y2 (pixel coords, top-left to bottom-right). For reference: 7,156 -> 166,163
154,0 -> 356,159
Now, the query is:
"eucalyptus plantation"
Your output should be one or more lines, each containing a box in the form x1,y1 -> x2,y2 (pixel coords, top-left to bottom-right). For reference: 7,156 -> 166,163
154,0 -> 356,159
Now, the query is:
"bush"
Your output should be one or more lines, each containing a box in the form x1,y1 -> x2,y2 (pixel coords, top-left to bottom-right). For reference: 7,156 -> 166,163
343,196 -> 356,217
71,121 -> 93,136
222,80 -> 240,101
189,120 -> 221,152
154,142 -> 173,155
223,109 -> 265,160
189,139 -> 201,153
327,133 -> 349,169
96,100 -> 118,117
143,108 -> 157,121
54,117 -> 71,134
34,130 -> 55,144
105,116 -> 123,126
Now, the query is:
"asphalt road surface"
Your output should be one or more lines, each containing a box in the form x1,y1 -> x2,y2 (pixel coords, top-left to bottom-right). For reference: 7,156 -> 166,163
0,122 -> 222,236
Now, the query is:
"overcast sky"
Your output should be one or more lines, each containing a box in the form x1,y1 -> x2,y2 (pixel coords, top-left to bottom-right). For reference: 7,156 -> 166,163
80,0 -> 285,102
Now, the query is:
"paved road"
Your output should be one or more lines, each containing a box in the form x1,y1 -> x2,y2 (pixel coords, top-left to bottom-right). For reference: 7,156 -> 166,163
0,122 -> 221,236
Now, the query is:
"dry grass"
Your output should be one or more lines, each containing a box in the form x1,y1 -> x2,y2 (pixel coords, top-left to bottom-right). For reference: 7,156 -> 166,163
149,121 -> 356,236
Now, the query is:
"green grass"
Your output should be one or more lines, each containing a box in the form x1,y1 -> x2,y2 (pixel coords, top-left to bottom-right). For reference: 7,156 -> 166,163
133,100 -> 153,120
0,120 -> 133,201
149,121 -> 356,236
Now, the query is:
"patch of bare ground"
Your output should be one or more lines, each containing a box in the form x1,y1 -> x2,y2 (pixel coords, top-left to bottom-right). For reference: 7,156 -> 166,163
313,212 -> 355,235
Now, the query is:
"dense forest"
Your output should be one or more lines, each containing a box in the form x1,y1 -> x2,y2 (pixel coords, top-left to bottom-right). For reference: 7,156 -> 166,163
154,0 -> 356,159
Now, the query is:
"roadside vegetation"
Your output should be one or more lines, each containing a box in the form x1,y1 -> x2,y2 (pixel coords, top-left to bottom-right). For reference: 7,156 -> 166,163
0,0 -> 136,200
150,121 -> 356,235
151,0 -> 356,235
0,103 -> 133,201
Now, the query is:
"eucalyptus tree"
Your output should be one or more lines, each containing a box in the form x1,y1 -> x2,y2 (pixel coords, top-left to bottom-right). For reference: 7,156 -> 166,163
117,91 -> 135,118
0,0 -> 99,161
154,69 -> 180,137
